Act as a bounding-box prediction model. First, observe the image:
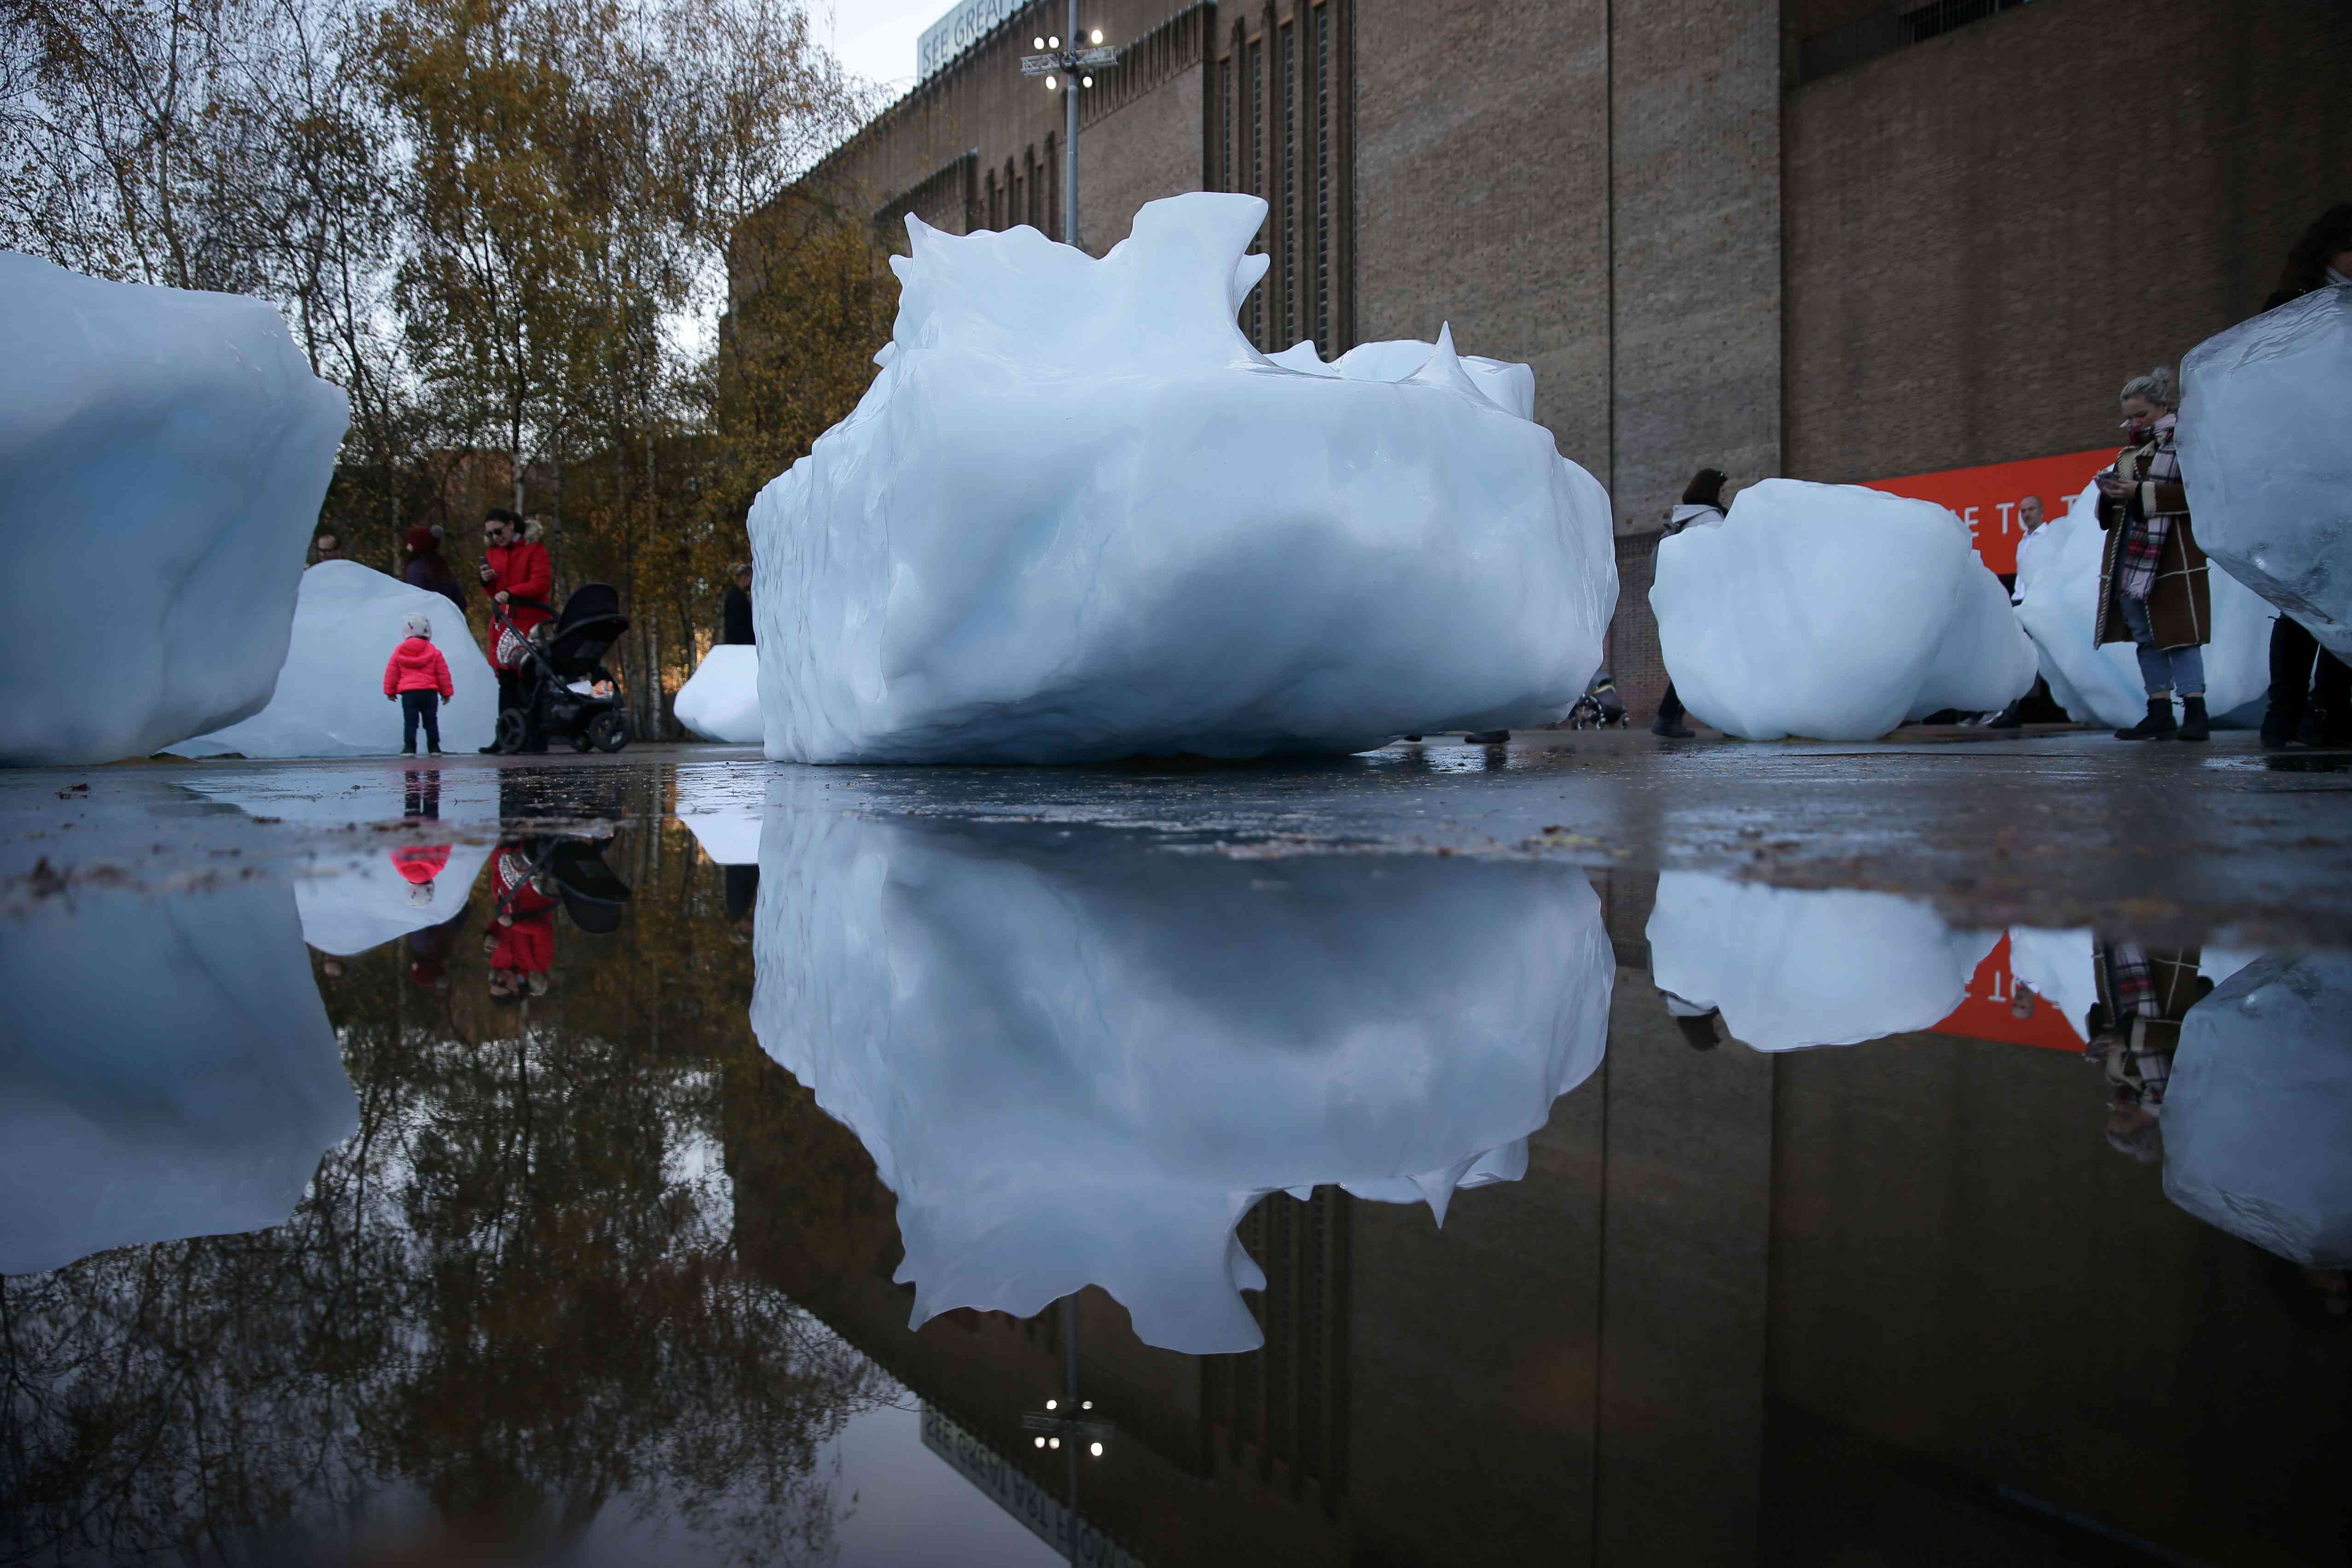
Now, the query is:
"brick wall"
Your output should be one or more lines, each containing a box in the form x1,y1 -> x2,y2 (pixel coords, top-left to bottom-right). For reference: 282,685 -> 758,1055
1785,0 -> 2352,482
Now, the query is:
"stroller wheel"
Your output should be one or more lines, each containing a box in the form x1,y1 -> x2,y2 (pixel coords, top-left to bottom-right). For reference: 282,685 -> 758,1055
587,711 -> 630,754
494,709 -> 529,755
570,732 -> 596,753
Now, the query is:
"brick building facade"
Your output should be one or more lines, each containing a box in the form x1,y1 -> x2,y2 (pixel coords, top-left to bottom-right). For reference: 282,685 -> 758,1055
753,0 -> 2351,720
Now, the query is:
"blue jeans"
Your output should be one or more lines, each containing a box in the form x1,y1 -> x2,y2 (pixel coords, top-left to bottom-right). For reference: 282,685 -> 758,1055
2120,595 -> 2204,698
401,690 -> 441,750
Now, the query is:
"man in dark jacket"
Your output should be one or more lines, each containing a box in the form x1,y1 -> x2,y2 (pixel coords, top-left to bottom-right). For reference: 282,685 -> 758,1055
721,562 -> 755,645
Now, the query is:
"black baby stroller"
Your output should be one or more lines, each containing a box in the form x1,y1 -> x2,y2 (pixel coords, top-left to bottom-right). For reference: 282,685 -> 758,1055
489,585 -> 632,755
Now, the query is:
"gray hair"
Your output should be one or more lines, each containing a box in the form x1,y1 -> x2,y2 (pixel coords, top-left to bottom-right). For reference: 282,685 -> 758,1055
2119,366 -> 2178,408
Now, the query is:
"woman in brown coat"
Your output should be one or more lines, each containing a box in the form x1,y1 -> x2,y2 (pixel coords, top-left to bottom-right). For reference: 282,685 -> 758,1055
2094,367 -> 2212,742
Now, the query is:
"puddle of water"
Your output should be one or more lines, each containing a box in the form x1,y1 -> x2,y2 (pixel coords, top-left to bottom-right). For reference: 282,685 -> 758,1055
3,769 -> 2346,1567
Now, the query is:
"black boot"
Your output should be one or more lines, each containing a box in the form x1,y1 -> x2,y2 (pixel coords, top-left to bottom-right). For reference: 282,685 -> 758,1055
2261,704 -> 2299,748
1651,715 -> 1696,738
2175,695 -> 2209,743
2114,697 -> 2177,741
1463,730 -> 1510,745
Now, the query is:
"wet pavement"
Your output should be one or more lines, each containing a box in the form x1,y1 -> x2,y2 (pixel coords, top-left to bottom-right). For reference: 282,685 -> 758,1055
2,732 -> 2349,1566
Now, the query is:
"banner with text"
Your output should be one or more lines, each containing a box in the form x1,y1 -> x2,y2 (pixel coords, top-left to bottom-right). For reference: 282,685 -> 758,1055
1863,448 -> 2114,574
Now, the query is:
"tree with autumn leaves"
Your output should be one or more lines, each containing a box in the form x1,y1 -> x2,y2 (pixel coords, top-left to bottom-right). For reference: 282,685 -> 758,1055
2,0 -> 888,735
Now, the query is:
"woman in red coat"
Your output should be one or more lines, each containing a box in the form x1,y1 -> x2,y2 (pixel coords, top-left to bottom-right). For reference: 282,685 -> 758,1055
477,508 -> 554,749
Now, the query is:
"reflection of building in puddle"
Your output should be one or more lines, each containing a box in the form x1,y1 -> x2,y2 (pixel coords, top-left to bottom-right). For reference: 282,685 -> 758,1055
749,775 -> 1614,1353
0,883 -> 353,1275
922,1403 -> 1146,1568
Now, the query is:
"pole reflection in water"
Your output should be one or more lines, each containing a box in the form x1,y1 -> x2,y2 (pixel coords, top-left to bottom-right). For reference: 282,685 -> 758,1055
746,772 -> 1614,1353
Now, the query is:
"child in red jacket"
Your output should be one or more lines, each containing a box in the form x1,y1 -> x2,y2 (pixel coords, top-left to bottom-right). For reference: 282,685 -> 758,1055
383,611 -> 456,755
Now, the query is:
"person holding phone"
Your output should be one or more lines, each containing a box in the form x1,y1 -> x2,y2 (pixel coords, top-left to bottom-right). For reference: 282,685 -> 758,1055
2092,368 -> 2211,743
477,508 -> 554,751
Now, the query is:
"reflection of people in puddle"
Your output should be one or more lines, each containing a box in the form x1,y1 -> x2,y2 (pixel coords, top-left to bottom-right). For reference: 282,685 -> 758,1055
403,767 -> 441,820
2084,941 -> 2209,1163
1659,989 -> 1721,1050
408,905 -> 468,990
486,842 -> 556,1004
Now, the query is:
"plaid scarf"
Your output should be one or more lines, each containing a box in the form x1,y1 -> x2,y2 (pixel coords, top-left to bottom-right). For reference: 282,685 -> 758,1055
2110,942 -> 2159,1017
2113,416 -> 2182,600
2120,515 -> 2170,600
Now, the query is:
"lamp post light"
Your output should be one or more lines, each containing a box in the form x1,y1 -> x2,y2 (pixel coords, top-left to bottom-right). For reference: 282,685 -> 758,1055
1019,1295 -> 1114,1562
1019,1 -> 1117,246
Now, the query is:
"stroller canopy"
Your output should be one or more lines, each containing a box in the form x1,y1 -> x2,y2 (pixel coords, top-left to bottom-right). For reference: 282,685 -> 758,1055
541,583 -> 630,678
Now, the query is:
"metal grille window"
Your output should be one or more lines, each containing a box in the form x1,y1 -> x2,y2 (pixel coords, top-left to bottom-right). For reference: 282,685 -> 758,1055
1278,22 -> 1295,345
1246,37 -> 1264,346
1796,0 -> 2038,83
1313,2 -> 1330,354
1219,38 -> 1235,192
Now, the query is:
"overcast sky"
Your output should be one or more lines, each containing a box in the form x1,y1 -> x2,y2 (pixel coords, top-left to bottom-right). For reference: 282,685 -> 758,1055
816,0 -> 949,102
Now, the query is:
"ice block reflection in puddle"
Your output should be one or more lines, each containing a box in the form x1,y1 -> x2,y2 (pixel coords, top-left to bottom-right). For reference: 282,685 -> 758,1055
2166,954 -> 2352,1295
0,881 -> 354,1276
1647,871 -> 1999,1051
747,777 -> 1614,1354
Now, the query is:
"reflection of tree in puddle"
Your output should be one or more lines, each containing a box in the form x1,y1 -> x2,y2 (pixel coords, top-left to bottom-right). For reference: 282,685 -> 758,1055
0,822 -> 893,1565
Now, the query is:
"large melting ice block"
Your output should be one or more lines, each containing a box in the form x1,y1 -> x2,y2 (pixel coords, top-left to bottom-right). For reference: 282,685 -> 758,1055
2178,287 -> 2352,659
673,645 -> 763,743
748,193 -> 1616,763
1648,872 -> 1998,1051
748,778 -> 1613,1352
2013,482 -> 2269,728
1650,479 -> 2035,740
170,561 -> 494,758
0,254 -> 349,766
2165,954 -> 2352,1268
0,883 -> 354,1276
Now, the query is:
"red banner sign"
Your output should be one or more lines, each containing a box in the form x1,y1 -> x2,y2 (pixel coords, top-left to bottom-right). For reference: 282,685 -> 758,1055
1931,933 -> 2085,1052
1862,448 -> 2114,574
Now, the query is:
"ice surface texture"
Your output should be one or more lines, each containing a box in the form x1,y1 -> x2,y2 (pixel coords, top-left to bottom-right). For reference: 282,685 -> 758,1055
0,254 -> 348,766
0,883 -> 354,1275
673,645 -> 763,743
2166,953 -> 2352,1268
1648,872 -> 1998,1051
2013,482 -> 2269,727
1650,479 -> 2035,740
748,776 -> 1613,1352
747,193 -> 1616,763
2178,287 -> 2352,659
169,561 -> 494,758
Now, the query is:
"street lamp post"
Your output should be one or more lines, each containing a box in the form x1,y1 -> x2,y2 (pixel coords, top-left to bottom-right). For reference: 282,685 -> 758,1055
1019,4 -> 1117,247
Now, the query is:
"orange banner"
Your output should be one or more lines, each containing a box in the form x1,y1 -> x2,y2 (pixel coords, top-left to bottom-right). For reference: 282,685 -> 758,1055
1862,448 -> 2114,574
1931,934 -> 2085,1052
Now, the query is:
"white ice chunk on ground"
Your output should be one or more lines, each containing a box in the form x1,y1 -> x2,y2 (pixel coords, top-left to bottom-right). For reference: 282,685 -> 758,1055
1650,479 -> 2035,740
0,254 -> 348,766
673,645 -> 763,743
1267,336 -> 1538,420
2165,953 -> 2352,1268
0,883 -> 354,1275
2178,286 -> 2352,659
2012,481 -> 2270,727
749,192 -> 1616,763
167,562 -> 494,758
750,773 -> 1613,1352
1648,872 -> 1998,1051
